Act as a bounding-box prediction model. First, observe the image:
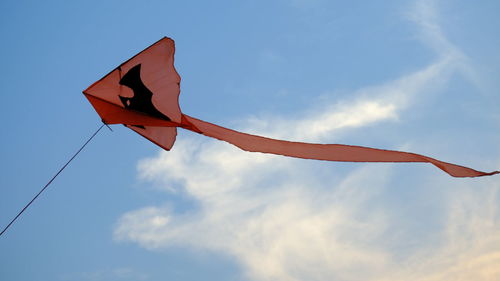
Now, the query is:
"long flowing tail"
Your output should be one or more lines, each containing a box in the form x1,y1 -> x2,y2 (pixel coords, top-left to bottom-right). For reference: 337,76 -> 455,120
181,114 -> 499,178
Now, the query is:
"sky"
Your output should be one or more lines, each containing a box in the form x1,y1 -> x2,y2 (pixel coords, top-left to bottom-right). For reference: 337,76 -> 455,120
1,0 -> 499,280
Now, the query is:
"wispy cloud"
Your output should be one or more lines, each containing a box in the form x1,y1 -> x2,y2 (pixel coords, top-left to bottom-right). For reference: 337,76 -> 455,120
113,1 -> 500,280
407,0 -> 484,90
116,146 -> 500,281
408,0 -> 461,59
241,55 -> 458,143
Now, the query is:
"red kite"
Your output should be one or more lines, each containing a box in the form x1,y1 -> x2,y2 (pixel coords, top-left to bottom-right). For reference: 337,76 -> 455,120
83,37 -> 499,178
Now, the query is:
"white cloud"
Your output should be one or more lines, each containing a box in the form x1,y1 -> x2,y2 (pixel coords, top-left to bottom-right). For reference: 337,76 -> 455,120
382,183 -> 500,281
408,0 -> 460,58
407,0 -> 482,89
124,152 -> 500,281
242,56 -> 458,143
113,1 -> 500,280
116,143 -> 500,281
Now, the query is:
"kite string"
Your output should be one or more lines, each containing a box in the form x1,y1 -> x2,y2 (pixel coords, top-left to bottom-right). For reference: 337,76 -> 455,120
0,123 -> 106,237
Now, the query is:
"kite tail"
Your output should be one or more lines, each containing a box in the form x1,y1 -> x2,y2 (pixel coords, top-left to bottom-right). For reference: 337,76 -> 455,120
181,114 -> 499,178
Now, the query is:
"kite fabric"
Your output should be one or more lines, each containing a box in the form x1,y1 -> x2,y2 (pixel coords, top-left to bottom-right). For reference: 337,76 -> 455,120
83,37 -> 499,178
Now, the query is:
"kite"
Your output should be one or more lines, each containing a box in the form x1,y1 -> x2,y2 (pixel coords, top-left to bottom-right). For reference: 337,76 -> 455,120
83,37 -> 499,178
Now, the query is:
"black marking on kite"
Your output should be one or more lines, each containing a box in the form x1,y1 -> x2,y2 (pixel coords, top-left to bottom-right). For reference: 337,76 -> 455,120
119,64 -> 171,123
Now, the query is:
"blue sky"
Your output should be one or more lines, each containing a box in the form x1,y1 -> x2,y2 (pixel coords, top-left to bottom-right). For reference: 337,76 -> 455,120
1,0 -> 499,280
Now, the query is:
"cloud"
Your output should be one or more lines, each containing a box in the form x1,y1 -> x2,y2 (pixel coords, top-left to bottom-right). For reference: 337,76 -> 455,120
379,183 -> 500,281
408,0 -> 461,58
407,0 -> 482,88
420,187 -> 500,281
242,56 -> 458,143
113,1 -> 500,280
116,153 -> 500,281
116,152 -> 395,280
